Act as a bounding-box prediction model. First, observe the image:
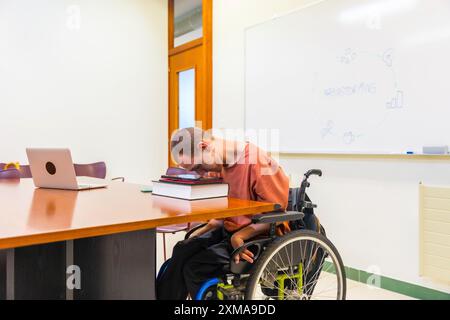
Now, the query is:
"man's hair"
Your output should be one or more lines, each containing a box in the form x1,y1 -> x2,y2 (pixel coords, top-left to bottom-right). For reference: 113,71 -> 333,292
170,127 -> 213,163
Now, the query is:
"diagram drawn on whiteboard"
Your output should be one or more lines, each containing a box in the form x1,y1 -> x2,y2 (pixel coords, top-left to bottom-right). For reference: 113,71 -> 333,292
317,47 -> 404,145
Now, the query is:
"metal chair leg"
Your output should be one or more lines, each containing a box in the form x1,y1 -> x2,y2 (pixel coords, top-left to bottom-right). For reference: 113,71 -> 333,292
162,232 -> 167,261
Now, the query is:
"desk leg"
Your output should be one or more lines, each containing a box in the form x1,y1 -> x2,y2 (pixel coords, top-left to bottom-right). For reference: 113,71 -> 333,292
0,244 -> 66,300
73,229 -> 156,300
66,240 -> 74,300
0,250 -> 6,300
6,249 -> 14,300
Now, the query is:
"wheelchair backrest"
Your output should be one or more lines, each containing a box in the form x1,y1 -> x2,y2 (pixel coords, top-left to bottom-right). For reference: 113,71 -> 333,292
288,188 -> 323,235
288,187 -> 314,213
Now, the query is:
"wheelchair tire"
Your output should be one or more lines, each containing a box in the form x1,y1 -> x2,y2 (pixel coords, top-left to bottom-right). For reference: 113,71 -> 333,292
196,278 -> 220,300
245,230 -> 346,300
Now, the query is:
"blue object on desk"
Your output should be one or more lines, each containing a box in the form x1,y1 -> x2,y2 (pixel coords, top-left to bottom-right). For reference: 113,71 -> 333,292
141,186 -> 153,193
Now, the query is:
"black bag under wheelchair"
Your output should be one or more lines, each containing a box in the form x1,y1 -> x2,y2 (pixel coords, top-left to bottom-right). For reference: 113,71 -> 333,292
158,169 -> 346,300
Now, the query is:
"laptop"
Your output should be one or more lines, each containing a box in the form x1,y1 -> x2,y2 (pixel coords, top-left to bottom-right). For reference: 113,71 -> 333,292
26,148 -> 107,190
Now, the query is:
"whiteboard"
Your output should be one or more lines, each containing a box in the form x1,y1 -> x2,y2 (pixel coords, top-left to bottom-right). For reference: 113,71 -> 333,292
245,0 -> 450,154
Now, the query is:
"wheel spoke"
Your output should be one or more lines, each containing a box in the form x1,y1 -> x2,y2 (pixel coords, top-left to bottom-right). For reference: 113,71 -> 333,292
247,233 -> 345,300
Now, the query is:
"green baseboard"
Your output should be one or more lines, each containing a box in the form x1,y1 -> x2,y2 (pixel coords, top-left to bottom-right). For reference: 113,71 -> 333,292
323,261 -> 450,300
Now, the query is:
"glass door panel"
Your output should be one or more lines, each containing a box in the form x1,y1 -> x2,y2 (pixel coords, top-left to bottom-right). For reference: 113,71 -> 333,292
178,68 -> 196,128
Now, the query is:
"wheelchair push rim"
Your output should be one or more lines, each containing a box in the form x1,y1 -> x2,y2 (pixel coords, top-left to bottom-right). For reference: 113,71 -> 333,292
245,230 -> 346,300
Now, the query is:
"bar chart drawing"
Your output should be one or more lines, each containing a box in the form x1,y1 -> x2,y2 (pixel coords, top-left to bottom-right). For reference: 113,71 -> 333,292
386,90 -> 404,109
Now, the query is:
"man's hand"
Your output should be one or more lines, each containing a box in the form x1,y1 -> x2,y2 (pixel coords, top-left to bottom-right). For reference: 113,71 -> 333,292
230,223 -> 270,264
230,233 -> 254,264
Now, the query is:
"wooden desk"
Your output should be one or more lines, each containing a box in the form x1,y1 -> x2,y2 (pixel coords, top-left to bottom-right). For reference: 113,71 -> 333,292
0,180 -> 276,300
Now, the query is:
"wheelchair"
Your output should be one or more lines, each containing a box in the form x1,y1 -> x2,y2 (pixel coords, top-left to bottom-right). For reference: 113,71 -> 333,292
159,169 -> 346,300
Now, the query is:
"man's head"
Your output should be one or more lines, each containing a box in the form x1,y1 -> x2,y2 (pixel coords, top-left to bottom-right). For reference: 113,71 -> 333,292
170,127 -> 224,174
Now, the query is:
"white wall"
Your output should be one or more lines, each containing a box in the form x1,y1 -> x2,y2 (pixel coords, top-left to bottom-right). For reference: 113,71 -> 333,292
213,0 -> 450,293
0,0 -> 168,183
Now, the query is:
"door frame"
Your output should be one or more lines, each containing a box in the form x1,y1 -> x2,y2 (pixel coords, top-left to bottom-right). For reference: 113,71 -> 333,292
168,0 -> 213,166
168,45 -> 204,146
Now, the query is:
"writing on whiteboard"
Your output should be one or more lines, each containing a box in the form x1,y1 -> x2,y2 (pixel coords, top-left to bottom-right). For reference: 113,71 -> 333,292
338,48 -> 357,64
324,82 -> 377,97
343,131 -> 363,144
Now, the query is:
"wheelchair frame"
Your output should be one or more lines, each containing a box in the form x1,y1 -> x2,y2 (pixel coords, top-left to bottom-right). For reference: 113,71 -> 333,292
180,169 -> 346,300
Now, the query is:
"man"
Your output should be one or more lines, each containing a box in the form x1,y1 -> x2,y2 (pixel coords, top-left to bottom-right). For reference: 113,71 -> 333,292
156,127 -> 290,300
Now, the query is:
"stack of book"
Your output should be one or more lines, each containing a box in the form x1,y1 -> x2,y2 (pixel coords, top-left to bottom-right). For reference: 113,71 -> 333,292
152,172 -> 229,200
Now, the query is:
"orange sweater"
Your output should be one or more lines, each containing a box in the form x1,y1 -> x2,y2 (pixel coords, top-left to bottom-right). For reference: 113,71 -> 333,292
221,143 -> 290,234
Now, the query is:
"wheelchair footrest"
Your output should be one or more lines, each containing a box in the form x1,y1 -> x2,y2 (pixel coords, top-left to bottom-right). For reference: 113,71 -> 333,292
217,282 -> 245,300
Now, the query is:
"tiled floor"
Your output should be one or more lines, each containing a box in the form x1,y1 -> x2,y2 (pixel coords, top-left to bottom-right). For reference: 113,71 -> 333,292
157,232 -> 416,300
346,279 -> 415,300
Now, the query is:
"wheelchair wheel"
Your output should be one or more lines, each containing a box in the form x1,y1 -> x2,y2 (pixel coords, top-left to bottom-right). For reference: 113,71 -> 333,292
196,278 -> 220,300
199,285 -> 218,300
245,230 -> 346,300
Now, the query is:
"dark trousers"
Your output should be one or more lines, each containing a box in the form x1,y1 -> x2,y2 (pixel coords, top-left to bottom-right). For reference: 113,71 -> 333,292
156,226 -> 233,300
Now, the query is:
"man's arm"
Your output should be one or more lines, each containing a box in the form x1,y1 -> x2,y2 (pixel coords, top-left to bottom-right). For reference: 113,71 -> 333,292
189,219 -> 223,237
230,223 -> 270,264
230,160 -> 290,264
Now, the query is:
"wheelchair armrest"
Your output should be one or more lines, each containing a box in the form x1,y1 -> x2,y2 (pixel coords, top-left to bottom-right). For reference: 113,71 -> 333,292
229,238 -> 272,274
251,211 -> 305,224
184,223 -> 208,240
